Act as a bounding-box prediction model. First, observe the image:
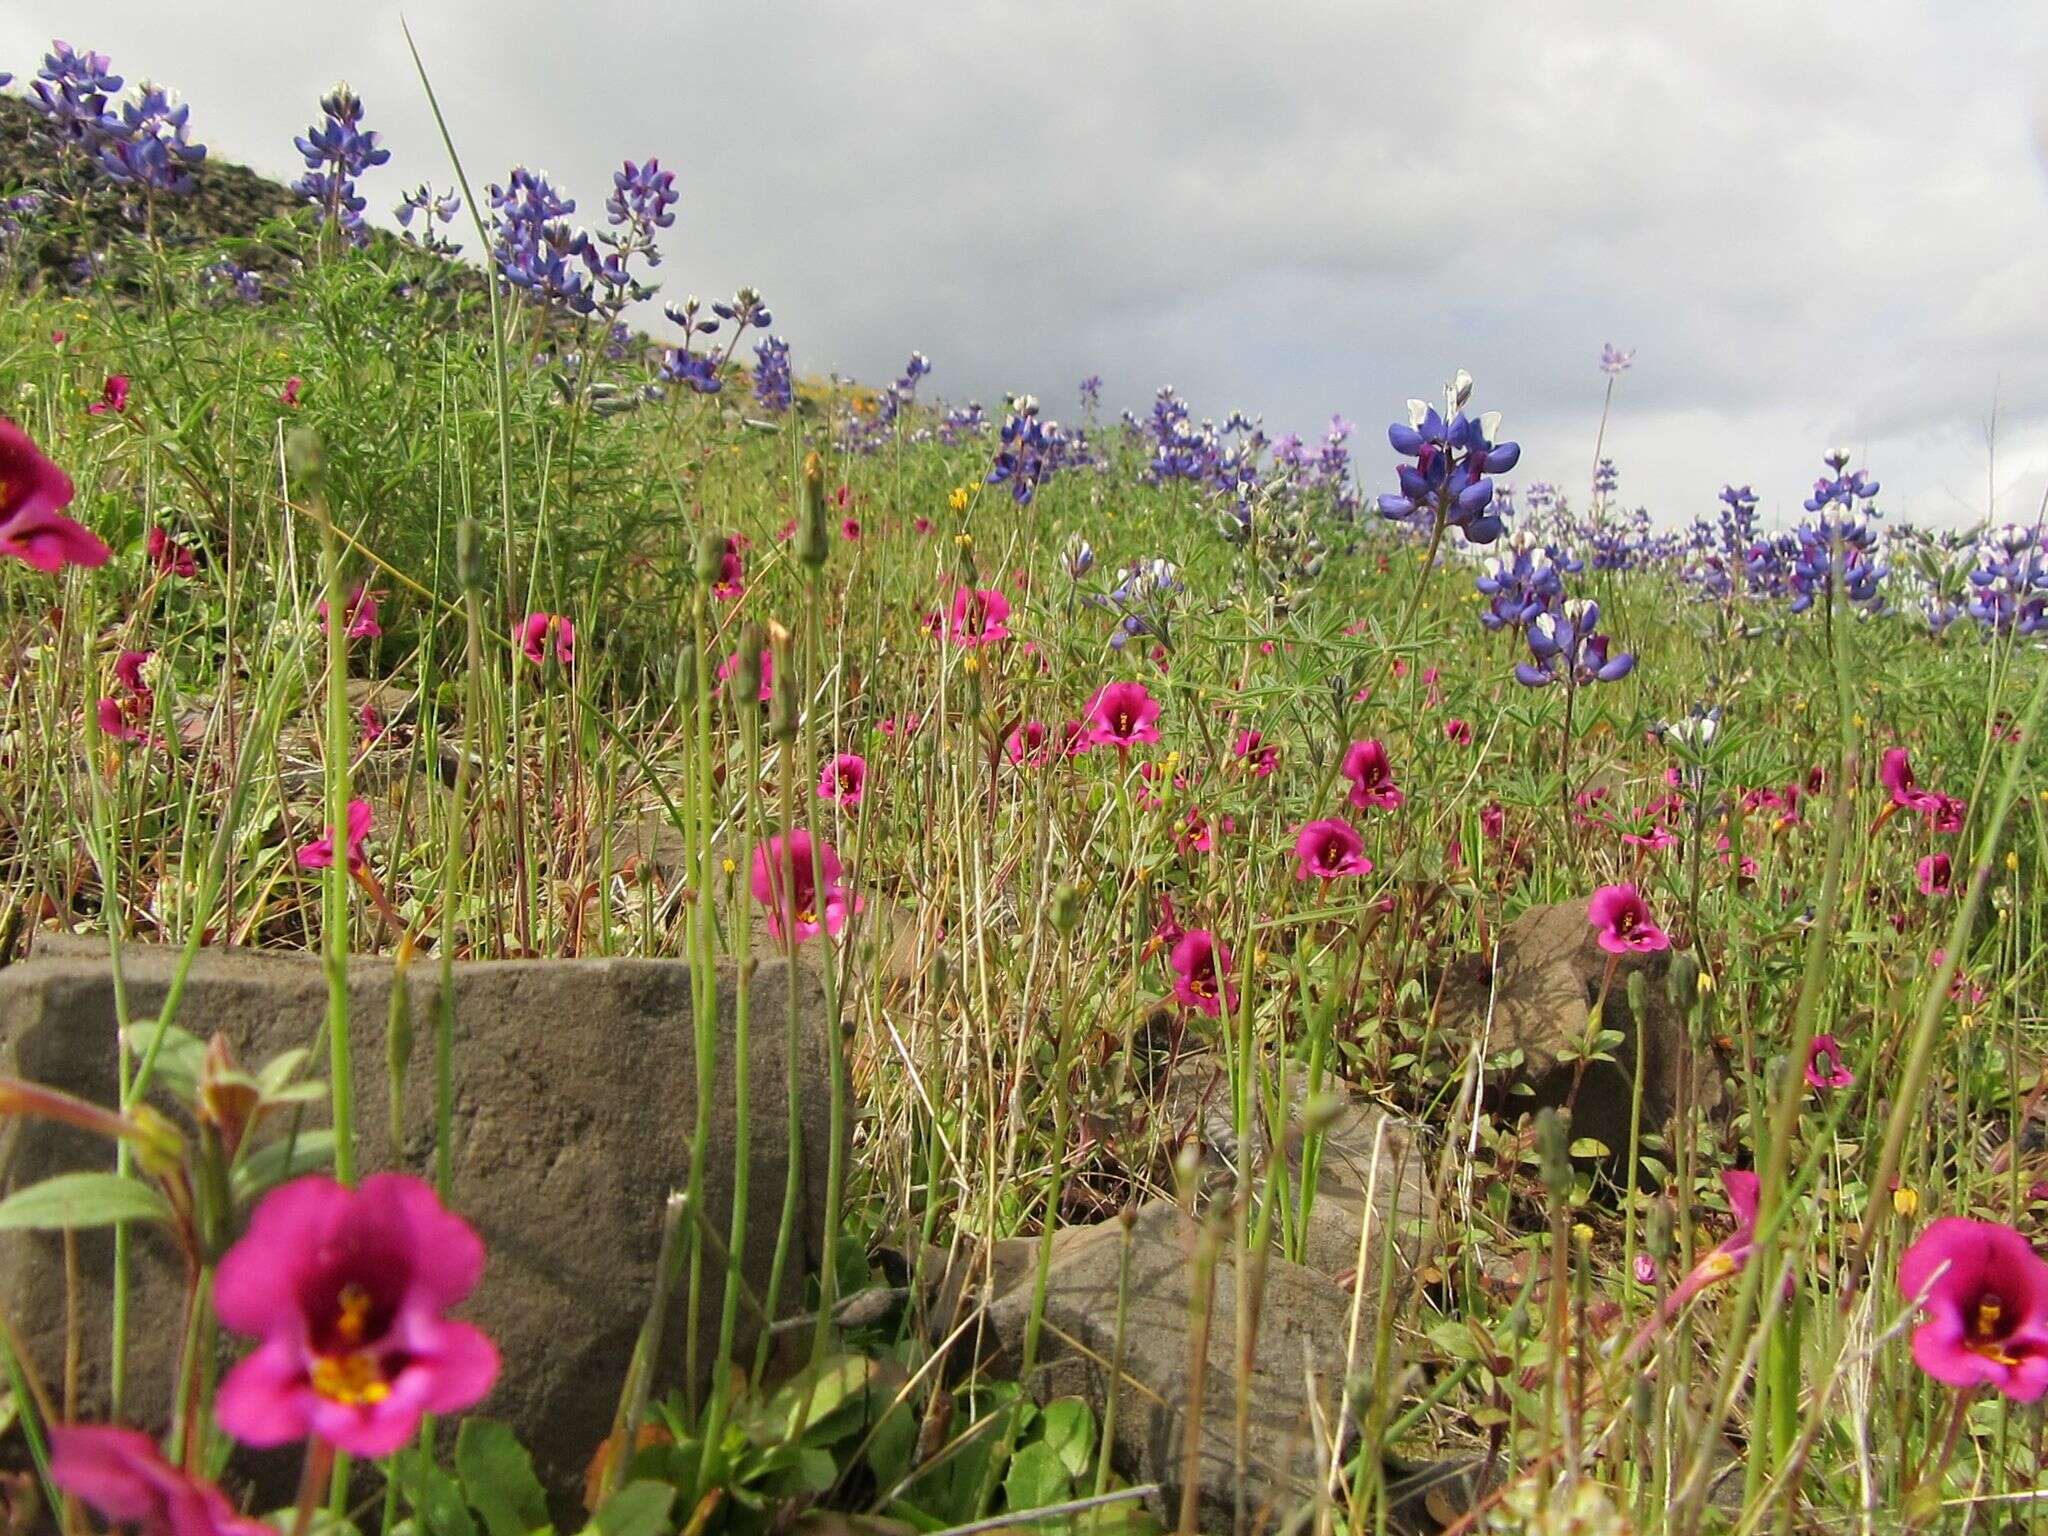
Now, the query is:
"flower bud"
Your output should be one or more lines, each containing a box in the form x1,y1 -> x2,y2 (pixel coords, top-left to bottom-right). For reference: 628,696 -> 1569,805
1667,952 -> 1700,1012
1534,1107 -> 1572,1202
729,622 -> 765,704
1049,881 -> 1083,935
695,528 -> 728,587
795,452 -> 830,569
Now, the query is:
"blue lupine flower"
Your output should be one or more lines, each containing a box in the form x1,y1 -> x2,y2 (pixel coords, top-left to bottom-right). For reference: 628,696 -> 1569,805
752,335 -> 793,414
488,167 -> 594,312
1599,343 -> 1635,375
1966,523 -> 2048,636
842,351 -> 933,453
1079,375 -> 1102,410
660,346 -> 722,395
1514,597 -> 1636,688
1376,371 -> 1520,545
30,41 -> 121,149
987,395 -> 1084,505
292,84 -> 386,243
1592,458 -> 1619,500
396,183 -> 463,255
95,81 -> 205,195
1062,533 -> 1095,579
1474,533 -> 1566,632
1803,450 -> 1880,515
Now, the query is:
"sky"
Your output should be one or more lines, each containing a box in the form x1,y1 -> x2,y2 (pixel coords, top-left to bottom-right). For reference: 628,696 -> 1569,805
7,1 -> 2048,530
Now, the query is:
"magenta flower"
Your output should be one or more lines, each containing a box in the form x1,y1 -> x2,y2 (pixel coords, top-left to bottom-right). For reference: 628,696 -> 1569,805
1918,853 -> 1954,898
1898,1218 -> 2048,1401
0,417 -> 111,572
1660,1170 -> 1760,1315
516,611 -> 574,667
88,374 -> 131,415
1294,819 -> 1373,881
50,1424 -> 267,1536
1170,928 -> 1238,1018
841,517 -> 862,541
297,799 -> 372,875
819,752 -> 868,806
1587,883 -> 1670,954
1928,794 -> 1967,834
148,526 -> 198,578
214,1173 -> 498,1456
948,585 -> 1011,647
1086,681 -> 1161,750
712,535 -> 746,600
750,830 -> 859,944
1880,748 -> 1944,815
1233,729 -> 1279,777
1444,717 -> 1473,746
318,584 -> 382,641
280,376 -> 303,408
1804,1033 -> 1855,1090
1341,739 -> 1404,811
1008,720 -> 1050,766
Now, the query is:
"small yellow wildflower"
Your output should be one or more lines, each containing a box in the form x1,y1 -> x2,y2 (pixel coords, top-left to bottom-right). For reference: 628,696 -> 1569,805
1892,1185 -> 1919,1218
949,486 -> 970,512
721,857 -> 737,876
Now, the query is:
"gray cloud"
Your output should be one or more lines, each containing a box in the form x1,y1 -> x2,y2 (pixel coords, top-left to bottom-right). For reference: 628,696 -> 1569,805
5,0 -> 2047,525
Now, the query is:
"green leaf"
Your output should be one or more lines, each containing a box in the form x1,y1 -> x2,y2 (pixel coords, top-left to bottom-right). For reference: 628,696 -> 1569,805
1034,1397 -> 1094,1480
392,1449 -> 477,1536
233,1132 -> 337,1203
123,1021 -> 207,1099
581,1481 -> 673,1536
455,1419 -> 551,1536
1568,1138 -> 1612,1159
1002,1440 -> 1070,1512
0,1172 -> 172,1231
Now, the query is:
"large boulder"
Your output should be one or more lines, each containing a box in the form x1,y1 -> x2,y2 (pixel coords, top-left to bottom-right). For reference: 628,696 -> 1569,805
1439,900 -> 1720,1161
973,1200 -> 1366,1533
0,938 -> 837,1518
1157,1053 -> 1436,1282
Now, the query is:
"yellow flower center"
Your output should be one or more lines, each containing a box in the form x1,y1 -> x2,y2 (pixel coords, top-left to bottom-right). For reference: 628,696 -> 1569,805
1969,1296 -> 2022,1366
312,1285 -> 392,1405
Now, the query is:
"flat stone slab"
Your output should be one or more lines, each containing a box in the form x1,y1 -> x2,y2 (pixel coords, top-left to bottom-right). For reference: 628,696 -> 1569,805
0,938 -> 836,1517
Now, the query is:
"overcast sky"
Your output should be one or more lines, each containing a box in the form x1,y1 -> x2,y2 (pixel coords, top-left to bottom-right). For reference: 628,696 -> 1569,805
7,2 -> 2047,529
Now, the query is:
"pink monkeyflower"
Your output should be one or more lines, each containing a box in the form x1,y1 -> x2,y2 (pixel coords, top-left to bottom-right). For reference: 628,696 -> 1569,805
214,1173 -> 500,1457
0,417 -> 111,572
1008,720 -> 1050,767
1898,1217 -> 2048,1402
1086,681 -> 1161,750
1054,718 -> 1088,756
1587,883 -> 1670,954
1928,794 -> 1967,834
913,516 -> 932,535
1422,666 -> 1443,708
50,1424 -> 268,1536
297,799 -> 373,875
97,696 -> 148,744
1918,852 -> 1954,898
819,752 -> 868,806
516,611 -> 575,667
280,376 -> 303,408
1152,892 -> 1186,950
1633,1253 -> 1659,1287
360,704 -> 386,746
148,525 -> 198,578
1178,807 -> 1233,855
1233,729 -> 1279,777
878,713 -> 921,739
1804,1033 -> 1855,1091
1652,1170 -> 1760,1323
1480,803 -> 1506,841
1170,928 -> 1238,1018
1294,819 -> 1372,880
717,647 -> 774,701
318,584 -> 382,641
1879,749 -> 1943,816
948,585 -> 1011,647
1341,739 -> 1404,812
750,829 -> 860,944
115,649 -> 151,694
712,536 -> 745,600
88,374 -> 131,416
840,517 -> 862,541
1444,717 -> 1473,746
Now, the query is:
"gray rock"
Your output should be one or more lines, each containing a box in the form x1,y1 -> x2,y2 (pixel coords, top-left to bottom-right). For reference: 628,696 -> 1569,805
1158,1054 -> 1436,1282
1439,900 -> 1720,1162
976,1200 -> 1364,1533
0,939 -> 836,1519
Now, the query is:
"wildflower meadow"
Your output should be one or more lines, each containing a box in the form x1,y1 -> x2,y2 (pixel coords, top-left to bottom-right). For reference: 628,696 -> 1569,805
3,31 -> 2048,1536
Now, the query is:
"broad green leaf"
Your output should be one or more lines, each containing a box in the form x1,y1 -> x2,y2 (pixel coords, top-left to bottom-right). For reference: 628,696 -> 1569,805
456,1418 -> 550,1536
123,1021 -> 206,1099
1002,1440 -> 1070,1512
1035,1397 -> 1094,1480
233,1132 -> 337,1202
581,1481 -> 673,1536
0,1172 -> 171,1231
392,1448 -> 477,1536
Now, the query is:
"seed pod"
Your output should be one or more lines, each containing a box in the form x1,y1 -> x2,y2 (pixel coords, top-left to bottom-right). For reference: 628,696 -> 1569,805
695,528 -> 728,587
1668,952 -> 1700,1012
795,451 -> 829,569
1049,881 -> 1083,936
730,622 -> 765,704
